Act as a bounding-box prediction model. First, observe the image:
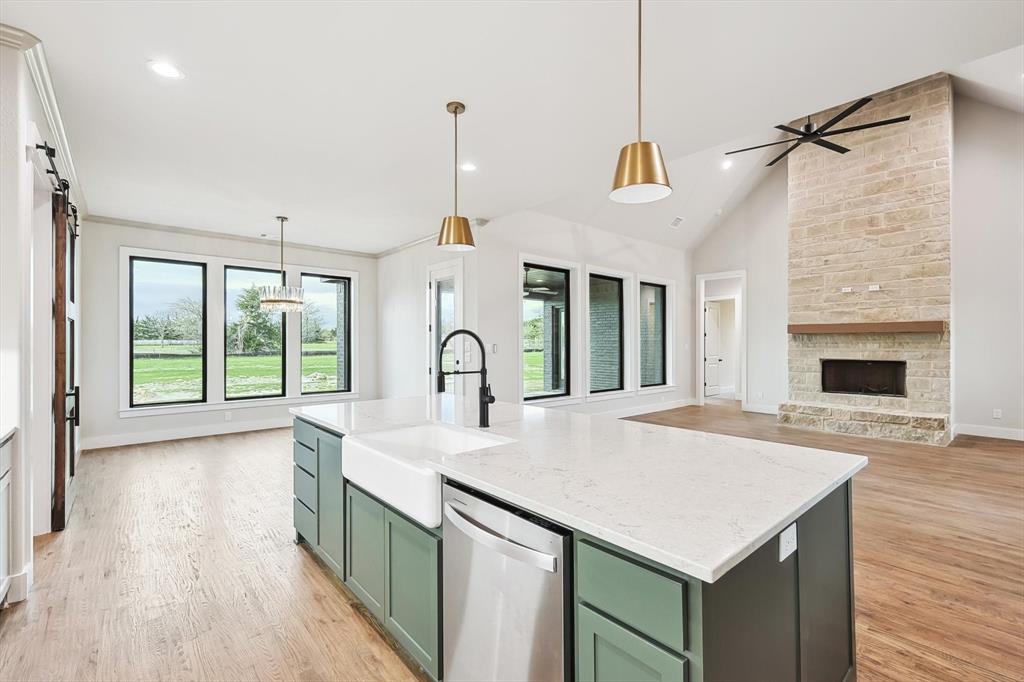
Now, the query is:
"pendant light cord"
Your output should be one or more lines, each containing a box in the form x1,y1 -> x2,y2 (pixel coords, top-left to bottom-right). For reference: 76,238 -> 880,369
637,0 -> 642,142
453,109 -> 459,215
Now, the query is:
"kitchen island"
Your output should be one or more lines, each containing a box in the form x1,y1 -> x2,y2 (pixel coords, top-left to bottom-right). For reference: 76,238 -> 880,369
290,396 -> 866,682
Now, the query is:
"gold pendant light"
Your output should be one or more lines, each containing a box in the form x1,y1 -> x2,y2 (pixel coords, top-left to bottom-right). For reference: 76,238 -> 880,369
610,0 -> 671,204
259,216 -> 304,312
437,101 -> 476,251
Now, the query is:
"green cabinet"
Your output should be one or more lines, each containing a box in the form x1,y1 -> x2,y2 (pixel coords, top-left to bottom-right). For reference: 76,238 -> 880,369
292,419 -> 344,580
578,605 -> 688,682
316,430 -> 344,577
343,483 -> 441,681
345,484 -> 386,620
384,508 -> 441,681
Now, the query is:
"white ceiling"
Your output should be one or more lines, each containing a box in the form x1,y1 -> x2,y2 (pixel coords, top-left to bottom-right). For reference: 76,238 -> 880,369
950,45 -> 1024,113
3,1 -> 1022,254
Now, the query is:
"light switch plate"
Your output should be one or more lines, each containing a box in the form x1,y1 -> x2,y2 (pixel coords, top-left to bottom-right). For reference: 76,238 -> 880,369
868,284 -> 881,291
779,522 -> 797,561
841,286 -> 853,293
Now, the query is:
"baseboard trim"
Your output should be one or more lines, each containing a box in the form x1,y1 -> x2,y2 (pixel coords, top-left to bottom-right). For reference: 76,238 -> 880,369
952,423 -> 1024,441
80,417 -> 293,450
5,565 -> 31,603
601,399 -> 697,419
742,402 -> 779,416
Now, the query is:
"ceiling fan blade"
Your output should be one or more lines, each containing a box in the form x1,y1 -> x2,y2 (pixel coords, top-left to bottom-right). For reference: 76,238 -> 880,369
810,138 -> 850,154
766,141 -> 802,167
725,137 -> 801,155
816,97 -> 872,134
775,124 -> 805,136
820,115 -> 911,137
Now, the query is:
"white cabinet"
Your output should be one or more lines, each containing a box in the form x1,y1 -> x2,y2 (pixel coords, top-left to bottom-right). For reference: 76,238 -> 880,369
0,434 -> 11,603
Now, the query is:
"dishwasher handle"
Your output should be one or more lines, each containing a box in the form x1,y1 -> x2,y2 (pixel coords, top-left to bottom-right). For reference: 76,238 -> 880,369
444,502 -> 558,573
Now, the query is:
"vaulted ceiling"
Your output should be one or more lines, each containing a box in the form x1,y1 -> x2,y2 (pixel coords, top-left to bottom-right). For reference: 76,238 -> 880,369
3,1 -> 1021,253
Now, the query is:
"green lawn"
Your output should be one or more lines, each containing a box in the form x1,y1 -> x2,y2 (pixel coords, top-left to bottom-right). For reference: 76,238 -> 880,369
132,345 -> 344,403
523,350 -> 544,395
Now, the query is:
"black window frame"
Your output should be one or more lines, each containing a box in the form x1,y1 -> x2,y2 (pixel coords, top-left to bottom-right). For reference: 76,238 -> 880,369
128,255 -> 208,408
223,264 -> 287,401
299,272 -> 353,395
523,262 -> 572,401
639,281 -> 668,388
588,273 -> 625,394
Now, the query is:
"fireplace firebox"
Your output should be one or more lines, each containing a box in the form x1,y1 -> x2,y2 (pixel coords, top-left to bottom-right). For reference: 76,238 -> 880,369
821,359 -> 907,397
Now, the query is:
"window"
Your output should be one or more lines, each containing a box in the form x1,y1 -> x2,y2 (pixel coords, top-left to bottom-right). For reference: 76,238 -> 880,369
301,273 -> 352,394
639,282 -> 667,387
523,263 -> 570,400
224,266 -> 285,399
129,257 -> 206,406
588,274 -> 624,393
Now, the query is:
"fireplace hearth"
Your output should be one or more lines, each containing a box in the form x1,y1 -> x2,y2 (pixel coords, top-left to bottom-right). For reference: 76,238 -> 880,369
822,359 -> 907,397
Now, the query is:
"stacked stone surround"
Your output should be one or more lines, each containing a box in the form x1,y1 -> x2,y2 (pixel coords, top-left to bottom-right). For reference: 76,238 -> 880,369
779,74 -> 953,445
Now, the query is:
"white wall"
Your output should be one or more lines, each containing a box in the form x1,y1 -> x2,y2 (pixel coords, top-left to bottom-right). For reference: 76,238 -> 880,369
693,165 -> 788,412
80,220 -> 380,448
377,210 -> 695,416
951,95 -> 1024,438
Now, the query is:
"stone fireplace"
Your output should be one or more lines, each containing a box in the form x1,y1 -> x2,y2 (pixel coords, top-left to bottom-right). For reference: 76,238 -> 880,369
778,74 -> 952,445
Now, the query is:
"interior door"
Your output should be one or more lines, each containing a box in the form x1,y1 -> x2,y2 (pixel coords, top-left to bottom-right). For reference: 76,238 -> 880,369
704,301 -> 721,398
427,263 -> 462,394
52,188 -> 80,531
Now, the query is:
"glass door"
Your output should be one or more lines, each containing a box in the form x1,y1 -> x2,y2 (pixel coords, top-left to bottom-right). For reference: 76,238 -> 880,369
427,261 -> 463,394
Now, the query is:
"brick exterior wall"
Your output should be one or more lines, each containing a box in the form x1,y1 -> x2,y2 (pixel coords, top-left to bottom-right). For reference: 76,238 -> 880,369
589,276 -> 623,391
780,74 -> 953,445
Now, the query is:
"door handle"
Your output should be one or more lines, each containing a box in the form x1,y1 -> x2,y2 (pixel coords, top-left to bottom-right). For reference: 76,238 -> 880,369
65,385 -> 80,426
444,502 -> 557,573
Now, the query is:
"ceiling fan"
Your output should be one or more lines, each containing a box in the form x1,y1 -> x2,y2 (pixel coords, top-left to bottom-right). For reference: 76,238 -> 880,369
725,97 -> 910,167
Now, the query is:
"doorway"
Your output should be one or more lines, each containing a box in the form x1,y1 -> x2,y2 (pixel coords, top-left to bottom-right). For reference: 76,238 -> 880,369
427,259 -> 464,394
696,271 -> 746,408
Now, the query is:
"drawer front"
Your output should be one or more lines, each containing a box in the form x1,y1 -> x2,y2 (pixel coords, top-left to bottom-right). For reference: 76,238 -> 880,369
293,440 -> 316,477
578,604 -> 688,682
294,497 -> 317,545
577,539 -> 687,654
293,418 -> 318,451
293,464 -> 317,511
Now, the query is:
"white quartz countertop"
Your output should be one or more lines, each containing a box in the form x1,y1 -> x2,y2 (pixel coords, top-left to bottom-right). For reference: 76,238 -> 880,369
291,396 -> 867,582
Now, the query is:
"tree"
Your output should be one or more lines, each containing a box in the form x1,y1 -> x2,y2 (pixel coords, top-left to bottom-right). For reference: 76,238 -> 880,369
523,316 -> 544,351
227,286 -> 282,354
302,301 -> 326,343
169,297 -> 203,350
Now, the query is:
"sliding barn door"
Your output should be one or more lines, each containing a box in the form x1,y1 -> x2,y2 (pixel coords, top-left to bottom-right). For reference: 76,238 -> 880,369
52,189 -> 80,531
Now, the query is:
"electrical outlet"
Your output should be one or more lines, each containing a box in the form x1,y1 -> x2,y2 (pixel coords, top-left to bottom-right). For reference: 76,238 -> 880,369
779,523 -> 797,561
993,409 -> 1003,420
491,343 -> 498,354
224,411 -> 232,422
757,391 -> 764,400
868,284 -> 881,292
841,286 -> 853,293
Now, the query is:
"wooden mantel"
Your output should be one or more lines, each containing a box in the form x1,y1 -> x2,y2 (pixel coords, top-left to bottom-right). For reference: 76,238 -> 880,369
787,321 -> 948,335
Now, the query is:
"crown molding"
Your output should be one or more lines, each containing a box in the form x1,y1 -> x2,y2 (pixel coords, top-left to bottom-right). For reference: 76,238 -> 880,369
85,214 -> 379,260
0,23 -> 39,50
20,34 -> 88,214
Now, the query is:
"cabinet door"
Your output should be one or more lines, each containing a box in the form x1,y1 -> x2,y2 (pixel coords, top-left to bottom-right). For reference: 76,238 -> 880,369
315,431 -> 344,578
578,605 -> 687,682
385,509 -> 441,681
0,472 -> 10,595
345,485 -> 386,620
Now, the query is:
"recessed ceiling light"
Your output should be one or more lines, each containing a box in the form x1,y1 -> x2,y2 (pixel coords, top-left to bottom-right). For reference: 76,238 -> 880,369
460,162 -> 477,172
721,158 -> 733,170
147,60 -> 185,80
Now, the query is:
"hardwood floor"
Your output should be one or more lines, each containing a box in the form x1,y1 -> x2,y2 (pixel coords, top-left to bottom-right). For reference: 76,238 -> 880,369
0,429 -> 420,682
630,402 -> 1024,682
1,406 -> 1020,681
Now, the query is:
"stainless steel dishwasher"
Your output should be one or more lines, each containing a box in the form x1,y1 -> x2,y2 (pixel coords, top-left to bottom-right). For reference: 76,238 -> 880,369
442,481 -> 572,682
